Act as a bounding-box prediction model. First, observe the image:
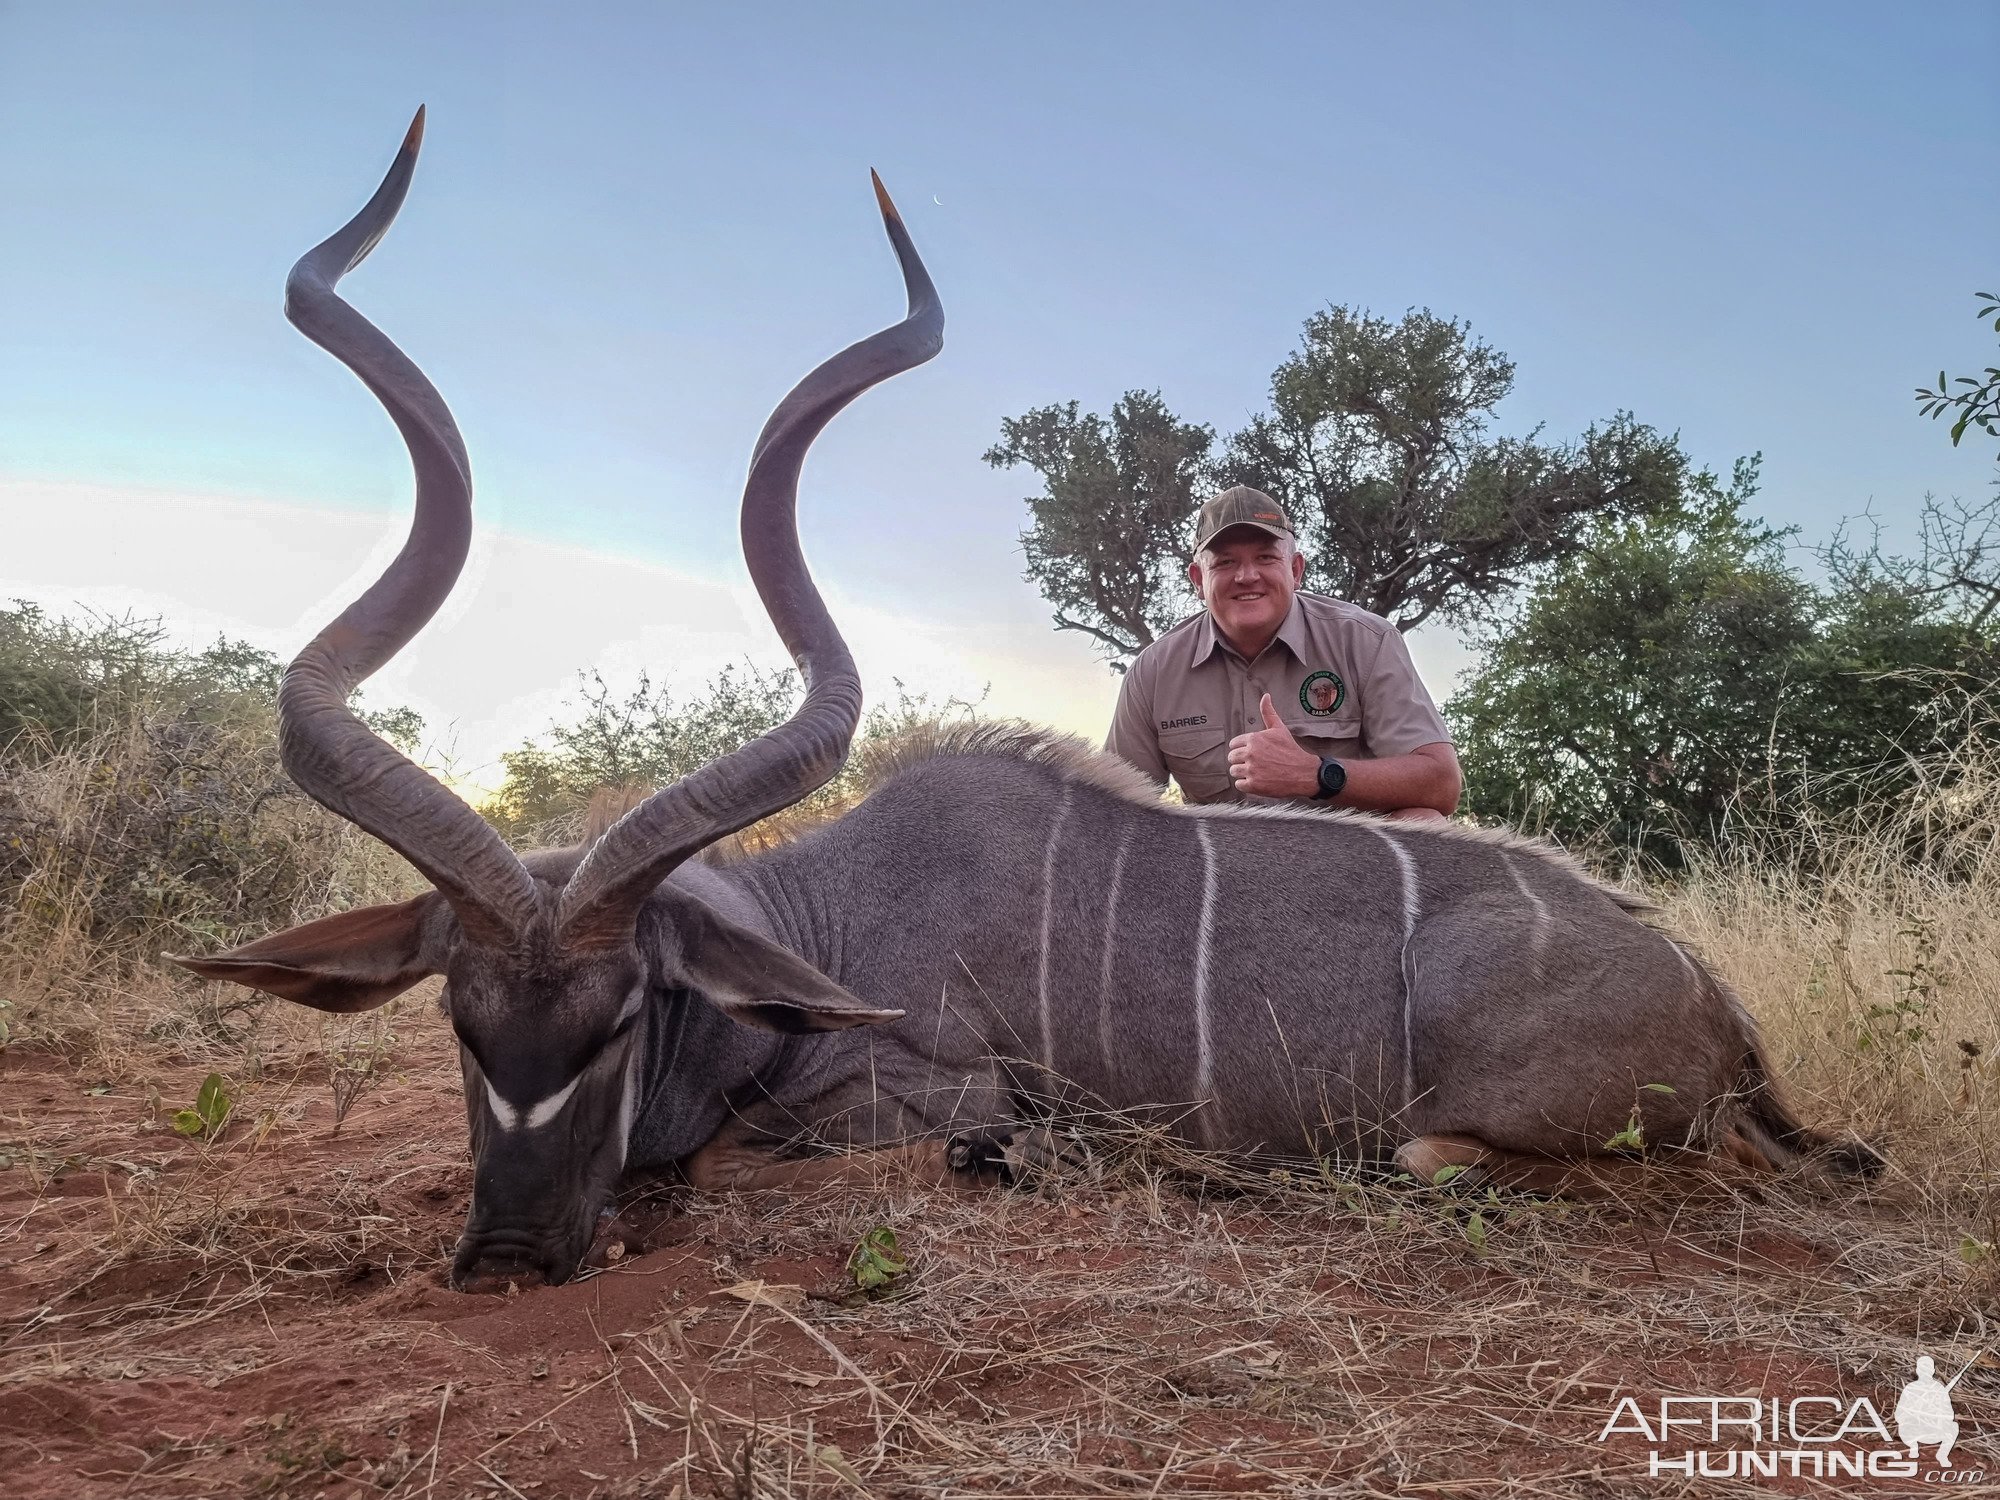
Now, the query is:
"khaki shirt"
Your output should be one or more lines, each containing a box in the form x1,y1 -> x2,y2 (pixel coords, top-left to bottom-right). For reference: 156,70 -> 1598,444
1105,592 -> 1452,804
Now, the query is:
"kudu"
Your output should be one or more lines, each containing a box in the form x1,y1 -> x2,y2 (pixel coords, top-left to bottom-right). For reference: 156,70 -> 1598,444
176,115 -> 1877,1290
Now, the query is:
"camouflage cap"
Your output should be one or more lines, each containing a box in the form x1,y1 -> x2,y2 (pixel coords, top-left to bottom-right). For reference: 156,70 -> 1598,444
1193,485 -> 1295,553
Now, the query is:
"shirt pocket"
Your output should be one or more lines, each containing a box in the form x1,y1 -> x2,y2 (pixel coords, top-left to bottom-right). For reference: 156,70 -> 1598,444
1157,724 -> 1235,803
1280,711 -> 1365,762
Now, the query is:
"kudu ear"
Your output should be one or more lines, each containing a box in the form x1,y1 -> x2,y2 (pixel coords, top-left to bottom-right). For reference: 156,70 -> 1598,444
657,889 -> 903,1035
166,894 -> 443,1014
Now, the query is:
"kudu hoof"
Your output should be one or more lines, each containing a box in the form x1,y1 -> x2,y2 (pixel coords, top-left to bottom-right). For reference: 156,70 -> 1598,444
946,1125 -> 1091,1186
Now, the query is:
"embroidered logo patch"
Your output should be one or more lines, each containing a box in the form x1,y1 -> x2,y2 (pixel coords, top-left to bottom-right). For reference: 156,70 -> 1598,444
1300,670 -> 1345,716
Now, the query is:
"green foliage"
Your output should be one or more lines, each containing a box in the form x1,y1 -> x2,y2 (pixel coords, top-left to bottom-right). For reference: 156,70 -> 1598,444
1460,1210 -> 1489,1255
1450,462 -> 1806,854
492,662 -> 804,833
988,309 -> 1694,666
0,603 -> 281,755
984,391 -> 1215,664
171,1071 -> 232,1138
1915,292 -> 2000,450
846,1225 -> 908,1292
1449,481 -> 2000,863
490,662 -> 982,842
1603,1113 -> 1645,1152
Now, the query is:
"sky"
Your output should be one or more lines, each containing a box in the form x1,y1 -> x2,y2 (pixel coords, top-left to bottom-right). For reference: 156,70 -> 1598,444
2,3 -> 1995,786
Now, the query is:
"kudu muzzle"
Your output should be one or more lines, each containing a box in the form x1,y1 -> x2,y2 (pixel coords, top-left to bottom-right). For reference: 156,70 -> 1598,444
451,1027 -> 642,1289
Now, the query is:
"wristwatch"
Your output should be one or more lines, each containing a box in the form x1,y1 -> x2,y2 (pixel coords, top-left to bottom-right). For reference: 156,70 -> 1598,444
1313,756 -> 1347,801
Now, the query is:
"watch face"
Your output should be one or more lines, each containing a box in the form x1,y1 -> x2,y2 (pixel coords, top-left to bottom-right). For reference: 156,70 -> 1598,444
1317,758 -> 1346,798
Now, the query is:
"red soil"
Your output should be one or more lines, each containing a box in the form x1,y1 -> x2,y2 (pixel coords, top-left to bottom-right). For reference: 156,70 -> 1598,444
2,1033 -> 1992,1498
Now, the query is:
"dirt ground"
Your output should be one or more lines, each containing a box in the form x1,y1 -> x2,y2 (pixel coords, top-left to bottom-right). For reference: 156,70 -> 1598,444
5,1011 -> 1999,1499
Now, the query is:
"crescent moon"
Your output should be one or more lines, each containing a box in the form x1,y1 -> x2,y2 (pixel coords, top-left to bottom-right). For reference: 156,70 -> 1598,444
932,195 -> 943,206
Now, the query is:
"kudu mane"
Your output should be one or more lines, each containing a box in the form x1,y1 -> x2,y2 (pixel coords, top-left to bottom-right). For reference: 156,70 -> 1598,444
848,720 -> 1664,924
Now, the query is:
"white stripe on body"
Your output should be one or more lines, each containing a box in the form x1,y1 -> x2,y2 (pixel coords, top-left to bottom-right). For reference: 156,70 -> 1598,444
1363,825 -> 1423,1108
1036,785 -> 1074,1074
1193,819 -> 1219,1121
1499,852 -> 1552,979
1665,936 -> 1702,984
1095,828 -> 1132,1082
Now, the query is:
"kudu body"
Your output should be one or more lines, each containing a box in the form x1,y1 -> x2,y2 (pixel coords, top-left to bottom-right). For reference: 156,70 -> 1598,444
176,116 -> 1876,1290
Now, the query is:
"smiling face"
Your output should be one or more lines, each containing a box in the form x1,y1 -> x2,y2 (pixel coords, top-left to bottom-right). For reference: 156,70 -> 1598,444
1190,525 -> 1305,657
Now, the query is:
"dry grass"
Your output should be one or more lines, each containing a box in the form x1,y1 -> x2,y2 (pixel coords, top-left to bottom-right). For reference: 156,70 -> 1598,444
1666,697 -> 2000,1259
0,705 -> 418,1074
8,706 -> 2000,1494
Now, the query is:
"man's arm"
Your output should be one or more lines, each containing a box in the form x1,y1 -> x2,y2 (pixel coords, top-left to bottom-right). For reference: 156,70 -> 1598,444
1103,659 -> 1169,787
1327,739 -> 1461,817
1226,695 -> 1462,816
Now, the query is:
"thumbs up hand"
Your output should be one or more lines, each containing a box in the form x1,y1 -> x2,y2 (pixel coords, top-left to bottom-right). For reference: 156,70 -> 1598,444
1226,693 -> 1321,798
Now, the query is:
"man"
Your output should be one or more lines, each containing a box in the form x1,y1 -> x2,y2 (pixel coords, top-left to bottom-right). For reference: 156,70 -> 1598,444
1105,485 -> 1461,821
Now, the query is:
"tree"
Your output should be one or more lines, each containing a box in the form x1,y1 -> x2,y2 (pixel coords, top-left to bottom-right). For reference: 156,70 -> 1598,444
492,662 -> 803,833
490,661 -> 986,839
1450,481 -> 2000,862
984,391 -> 1214,666
988,308 -> 1694,669
1449,462 -> 1810,859
1221,307 -> 1691,631
1915,292 -> 2000,451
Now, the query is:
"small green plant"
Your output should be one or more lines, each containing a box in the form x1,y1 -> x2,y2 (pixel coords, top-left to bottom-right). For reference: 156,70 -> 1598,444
170,1072 -> 232,1139
1461,1210 -> 1489,1255
1859,916 -> 1944,1059
327,1004 -> 399,1133
1604,1112 -> 1645,1152
846,1226 -> 907,1293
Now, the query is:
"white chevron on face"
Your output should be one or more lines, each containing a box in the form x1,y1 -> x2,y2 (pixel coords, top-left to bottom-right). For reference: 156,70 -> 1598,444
485,1072 -> 583,1132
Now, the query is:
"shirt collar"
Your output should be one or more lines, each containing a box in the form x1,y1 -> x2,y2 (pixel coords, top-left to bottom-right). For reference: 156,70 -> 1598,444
1191,611 -> 1222,664
1273,594 -> 1311,661
1195,594 -> 1309,666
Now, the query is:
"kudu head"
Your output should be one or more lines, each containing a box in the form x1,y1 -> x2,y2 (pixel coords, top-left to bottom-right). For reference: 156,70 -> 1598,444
169,110 -> 941,1289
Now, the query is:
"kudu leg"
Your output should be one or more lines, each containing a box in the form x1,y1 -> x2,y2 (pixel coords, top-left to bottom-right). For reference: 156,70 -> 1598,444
681,1135 -> 979,1194
1394,1133 -> 1666,1198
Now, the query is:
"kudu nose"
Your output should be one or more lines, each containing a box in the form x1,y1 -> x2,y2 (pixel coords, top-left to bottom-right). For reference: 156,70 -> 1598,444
451,1240 -> 567,1294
